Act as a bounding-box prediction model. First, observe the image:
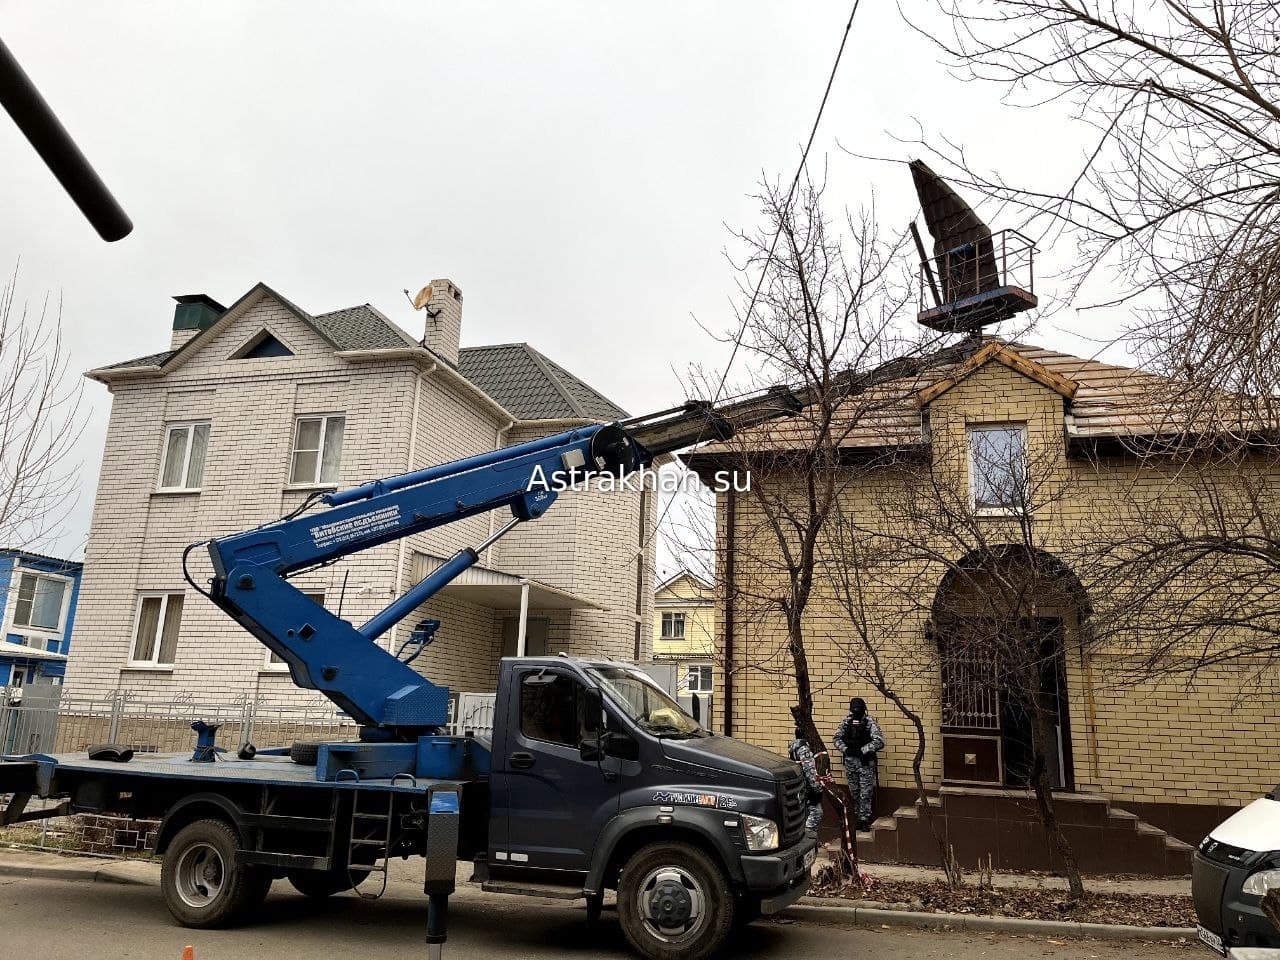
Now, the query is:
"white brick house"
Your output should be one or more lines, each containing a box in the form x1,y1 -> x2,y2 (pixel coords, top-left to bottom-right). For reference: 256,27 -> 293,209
67,280 -> 655,708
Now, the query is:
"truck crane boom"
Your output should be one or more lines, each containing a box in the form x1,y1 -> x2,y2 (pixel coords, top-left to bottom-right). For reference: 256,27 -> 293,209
192,388 -> 801,736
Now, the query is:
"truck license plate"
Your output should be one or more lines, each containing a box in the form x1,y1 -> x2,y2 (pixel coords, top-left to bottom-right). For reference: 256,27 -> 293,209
1197,924 -> 1225,955
802,848 -> 816,870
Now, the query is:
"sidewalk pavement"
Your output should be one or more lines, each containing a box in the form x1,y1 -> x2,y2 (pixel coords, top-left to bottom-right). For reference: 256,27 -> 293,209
855,859 -> 1191,897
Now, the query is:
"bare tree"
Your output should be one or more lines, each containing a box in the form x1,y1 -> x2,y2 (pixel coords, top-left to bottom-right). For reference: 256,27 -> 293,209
916,0 -> 1280,431
696,175 -> 941,756
1068,444 -> 1280,685
825,476 -> 964,885
0,269 -> 84,550
864,425 -> 1090,898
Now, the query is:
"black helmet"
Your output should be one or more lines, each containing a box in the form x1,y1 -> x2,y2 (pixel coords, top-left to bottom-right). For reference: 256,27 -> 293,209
849,697 -> 867,719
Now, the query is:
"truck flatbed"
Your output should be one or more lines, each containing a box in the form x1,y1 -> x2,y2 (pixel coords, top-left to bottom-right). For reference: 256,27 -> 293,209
2,750 -> 462,796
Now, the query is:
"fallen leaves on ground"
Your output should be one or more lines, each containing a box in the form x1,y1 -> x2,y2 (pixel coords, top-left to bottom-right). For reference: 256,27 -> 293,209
809,877 -> 1195,927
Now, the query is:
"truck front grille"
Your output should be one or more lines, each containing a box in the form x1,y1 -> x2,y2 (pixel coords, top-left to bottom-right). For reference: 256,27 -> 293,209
779,775 -> 807,846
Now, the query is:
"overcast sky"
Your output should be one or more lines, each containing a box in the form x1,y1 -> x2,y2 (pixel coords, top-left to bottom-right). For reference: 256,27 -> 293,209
0,2 -> 1121,566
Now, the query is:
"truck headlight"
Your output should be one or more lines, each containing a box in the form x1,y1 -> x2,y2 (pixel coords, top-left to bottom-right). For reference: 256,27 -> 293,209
740,814 -> 779,852
1242,869 -> 1280,897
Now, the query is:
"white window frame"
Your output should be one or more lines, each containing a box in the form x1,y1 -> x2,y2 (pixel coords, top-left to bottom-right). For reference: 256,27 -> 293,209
967,423 -> 1028,516
289,414 -> 346,487
157,421 -> 211,493
661,611 -> 686,640
127,591 -> 185,669
686,663 -> 714,694
10,568 -> 73,637
264,591 -> 325,670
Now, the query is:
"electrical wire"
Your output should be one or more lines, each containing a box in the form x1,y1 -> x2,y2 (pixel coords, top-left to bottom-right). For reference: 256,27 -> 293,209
640,0 -> 866,565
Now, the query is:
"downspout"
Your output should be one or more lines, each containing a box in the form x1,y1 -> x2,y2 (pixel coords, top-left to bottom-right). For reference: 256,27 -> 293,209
394,367 -> 432,653
723,489 -> 736,737
486,420 -> 516,566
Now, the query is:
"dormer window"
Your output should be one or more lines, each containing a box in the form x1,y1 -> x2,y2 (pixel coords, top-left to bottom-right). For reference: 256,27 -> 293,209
231,330 -> 294,359
968,424 -> 1027,514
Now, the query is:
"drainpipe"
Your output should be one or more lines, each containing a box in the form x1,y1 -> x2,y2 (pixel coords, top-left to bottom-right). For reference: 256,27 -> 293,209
723,490 -> 736,737
486,420 -> 516,566
393,369 -> 430,653
516,579 -> 530,655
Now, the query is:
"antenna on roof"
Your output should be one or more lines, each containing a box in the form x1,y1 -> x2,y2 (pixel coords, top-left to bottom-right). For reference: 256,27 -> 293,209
405,284 -> 441,321
909,159 -> 1038,335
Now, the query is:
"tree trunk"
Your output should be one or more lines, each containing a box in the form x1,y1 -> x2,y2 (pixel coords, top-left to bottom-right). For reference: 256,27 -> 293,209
1027,687 -> 1085,899
880,684 -> 960,885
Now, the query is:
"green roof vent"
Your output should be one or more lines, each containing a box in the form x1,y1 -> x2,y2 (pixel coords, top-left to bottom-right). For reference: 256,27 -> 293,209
172,293 -> 225,332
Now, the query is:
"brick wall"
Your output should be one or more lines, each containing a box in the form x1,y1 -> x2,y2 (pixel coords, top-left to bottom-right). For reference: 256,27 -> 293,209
716,359 -> 1280,812
69,292 -> 656,710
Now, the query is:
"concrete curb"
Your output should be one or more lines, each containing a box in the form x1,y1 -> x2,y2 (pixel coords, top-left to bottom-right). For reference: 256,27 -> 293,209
788,897 -> 1196,941
0,855 -> 159,887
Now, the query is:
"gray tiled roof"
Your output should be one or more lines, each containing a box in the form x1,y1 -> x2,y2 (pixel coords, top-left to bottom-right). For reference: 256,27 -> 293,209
457,343 -> 629,421
99,348 -> 176,370
312,305 -> 417,351
92,287 -> 627,422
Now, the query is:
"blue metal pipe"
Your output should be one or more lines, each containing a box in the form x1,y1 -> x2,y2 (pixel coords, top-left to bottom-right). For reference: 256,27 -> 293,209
359,548 -> 478,642
324,426 -> 597,508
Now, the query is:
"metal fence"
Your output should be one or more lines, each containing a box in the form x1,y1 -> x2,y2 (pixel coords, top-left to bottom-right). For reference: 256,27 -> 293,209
0,684 -> 497,854
1,684 -> 360,757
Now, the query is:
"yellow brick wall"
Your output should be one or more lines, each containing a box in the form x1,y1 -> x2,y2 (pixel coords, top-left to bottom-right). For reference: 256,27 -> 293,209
715,359 -> 1280,808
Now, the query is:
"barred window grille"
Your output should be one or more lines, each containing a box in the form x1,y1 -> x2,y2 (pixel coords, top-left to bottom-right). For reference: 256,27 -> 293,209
941,647 -> 1000,729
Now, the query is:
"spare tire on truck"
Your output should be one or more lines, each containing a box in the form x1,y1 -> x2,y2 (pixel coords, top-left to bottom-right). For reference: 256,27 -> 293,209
289,740 -> 321,765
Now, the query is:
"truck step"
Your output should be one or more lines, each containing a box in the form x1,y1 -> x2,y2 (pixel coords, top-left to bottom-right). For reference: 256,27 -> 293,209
480,880 -> 585,901
238,851 -> 331,871
240,812 -> 333,833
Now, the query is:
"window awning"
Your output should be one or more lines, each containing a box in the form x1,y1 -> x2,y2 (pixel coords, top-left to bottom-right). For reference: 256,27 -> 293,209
410,553 -> 605,611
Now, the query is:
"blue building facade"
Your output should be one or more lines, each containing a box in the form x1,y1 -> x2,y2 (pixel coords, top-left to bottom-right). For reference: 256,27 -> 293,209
0,549 -> 83,688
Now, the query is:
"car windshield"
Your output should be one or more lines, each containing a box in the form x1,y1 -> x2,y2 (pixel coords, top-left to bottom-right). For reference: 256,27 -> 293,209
587,666 -> 706,738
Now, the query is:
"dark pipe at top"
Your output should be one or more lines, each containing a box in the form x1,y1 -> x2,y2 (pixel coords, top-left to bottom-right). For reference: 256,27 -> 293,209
0,37 -> 132,241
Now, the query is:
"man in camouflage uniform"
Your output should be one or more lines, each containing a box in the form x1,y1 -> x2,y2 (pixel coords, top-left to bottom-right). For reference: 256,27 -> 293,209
833,697 -> 884,831
787,726 -> 824,833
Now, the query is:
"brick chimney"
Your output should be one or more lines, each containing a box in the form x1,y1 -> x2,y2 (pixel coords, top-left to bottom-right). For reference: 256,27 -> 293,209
170,294 -> 225,350
418,279 -> 463,365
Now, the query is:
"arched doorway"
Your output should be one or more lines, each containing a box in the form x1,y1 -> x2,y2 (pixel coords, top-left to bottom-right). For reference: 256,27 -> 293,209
928,545 -> 1090,791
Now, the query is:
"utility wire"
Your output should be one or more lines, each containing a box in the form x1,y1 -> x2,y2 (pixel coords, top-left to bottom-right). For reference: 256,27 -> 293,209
640,0 -> 865,569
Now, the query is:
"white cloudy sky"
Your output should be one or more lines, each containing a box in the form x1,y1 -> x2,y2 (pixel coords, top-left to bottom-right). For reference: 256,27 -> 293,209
0,2 -> 1121,565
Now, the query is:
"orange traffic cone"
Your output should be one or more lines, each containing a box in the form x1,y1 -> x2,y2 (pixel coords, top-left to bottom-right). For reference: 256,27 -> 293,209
181,947 -> 195,960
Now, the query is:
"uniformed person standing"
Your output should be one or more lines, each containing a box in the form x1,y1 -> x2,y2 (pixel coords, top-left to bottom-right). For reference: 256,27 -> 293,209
833,697 -> 884,831
787,726 -> 824,834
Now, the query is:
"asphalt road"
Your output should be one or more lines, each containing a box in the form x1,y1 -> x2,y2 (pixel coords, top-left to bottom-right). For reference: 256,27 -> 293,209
0,875 -> 1193,960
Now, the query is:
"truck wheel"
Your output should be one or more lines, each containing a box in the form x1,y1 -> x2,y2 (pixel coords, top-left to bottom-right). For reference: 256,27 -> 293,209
287,868 -> 369,899
618,842 -> 735,960
161,818 -> 271,928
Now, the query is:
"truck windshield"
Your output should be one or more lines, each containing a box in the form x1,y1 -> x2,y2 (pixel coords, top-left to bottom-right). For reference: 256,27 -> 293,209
587,666 -> 706,738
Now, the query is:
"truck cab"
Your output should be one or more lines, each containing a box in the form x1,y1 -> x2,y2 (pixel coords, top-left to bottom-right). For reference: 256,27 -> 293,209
485,655 -> 816,958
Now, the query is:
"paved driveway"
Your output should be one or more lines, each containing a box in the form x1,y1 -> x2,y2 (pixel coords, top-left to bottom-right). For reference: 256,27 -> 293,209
0,873 -> 1192,960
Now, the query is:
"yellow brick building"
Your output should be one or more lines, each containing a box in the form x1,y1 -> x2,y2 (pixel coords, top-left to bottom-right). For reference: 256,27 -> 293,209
652,570 -> 716,725
688,338 -> 1277,874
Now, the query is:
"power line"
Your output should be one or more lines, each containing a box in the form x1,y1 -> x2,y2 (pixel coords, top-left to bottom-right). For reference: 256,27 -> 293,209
711,0 -> 864,404
640,0 -> 866,570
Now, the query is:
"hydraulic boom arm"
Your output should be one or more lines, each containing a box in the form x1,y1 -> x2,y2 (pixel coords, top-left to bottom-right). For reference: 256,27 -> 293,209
196,390 -> 800,736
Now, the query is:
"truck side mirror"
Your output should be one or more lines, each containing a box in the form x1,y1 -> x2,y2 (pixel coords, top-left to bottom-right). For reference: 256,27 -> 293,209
582,687 -> 604,734
604,732 -> 639,762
